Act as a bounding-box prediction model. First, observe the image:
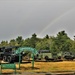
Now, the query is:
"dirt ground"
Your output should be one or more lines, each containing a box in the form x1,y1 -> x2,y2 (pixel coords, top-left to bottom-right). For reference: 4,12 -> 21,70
1,60 -> 75,75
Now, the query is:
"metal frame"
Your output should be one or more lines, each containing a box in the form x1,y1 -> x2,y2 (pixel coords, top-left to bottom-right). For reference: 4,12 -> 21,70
18,47 -> 38,69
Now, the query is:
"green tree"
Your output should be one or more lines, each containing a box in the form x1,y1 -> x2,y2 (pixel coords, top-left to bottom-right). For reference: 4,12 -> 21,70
44,34 -> 49,39
9,39 -> 16,46
50,31 -> 71,53
16,36 -> 23,46
30,33 -> 40,48
70,38 -> 75,53
0,41 -> 8,47
22,38 -> 31,47
23,33 -> 40,48
36,37 -> 51,50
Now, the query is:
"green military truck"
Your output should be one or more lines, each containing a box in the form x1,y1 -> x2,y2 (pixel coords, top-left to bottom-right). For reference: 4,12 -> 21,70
34,50 -> 62,61
62,51 -> 75,60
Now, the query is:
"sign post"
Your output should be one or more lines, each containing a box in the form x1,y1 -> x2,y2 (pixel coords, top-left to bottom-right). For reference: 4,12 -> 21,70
32,53 -> 34,69
19,49 -> 21,69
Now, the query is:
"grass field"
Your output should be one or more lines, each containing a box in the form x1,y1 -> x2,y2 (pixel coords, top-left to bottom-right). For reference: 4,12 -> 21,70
1,61 -> 75,74
19,61 -> 75,72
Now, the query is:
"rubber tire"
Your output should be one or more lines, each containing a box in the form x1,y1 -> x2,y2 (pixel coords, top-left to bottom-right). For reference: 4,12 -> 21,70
45,56 -> 49,61
7,56 -> 12,63
3,56 -> 7,62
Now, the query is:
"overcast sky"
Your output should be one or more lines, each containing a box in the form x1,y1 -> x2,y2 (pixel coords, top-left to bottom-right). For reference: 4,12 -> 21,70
0,0 -> 75,41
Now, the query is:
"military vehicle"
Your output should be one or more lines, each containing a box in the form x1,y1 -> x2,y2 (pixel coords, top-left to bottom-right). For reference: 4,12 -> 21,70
34,50 -> 62,61
0,47 -> 5,60
0,46 -> 38,63
62,51 -> 75,60
1,46 -> 22,63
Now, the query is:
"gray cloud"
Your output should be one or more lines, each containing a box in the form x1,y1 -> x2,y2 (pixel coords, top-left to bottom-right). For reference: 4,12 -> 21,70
0,0 -> 75,41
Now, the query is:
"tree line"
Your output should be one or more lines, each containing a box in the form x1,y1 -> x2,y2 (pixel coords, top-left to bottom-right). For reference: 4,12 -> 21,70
0,30 -> 75,54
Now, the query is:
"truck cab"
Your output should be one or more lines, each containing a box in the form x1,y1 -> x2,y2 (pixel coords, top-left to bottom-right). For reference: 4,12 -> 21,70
34,50 -> 54,61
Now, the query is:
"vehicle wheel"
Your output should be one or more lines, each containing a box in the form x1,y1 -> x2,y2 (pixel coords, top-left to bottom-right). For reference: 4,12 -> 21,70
3,56 -> 7,62
45,56 -> 49,61
7,56 -> 12,63
58,56 -> 61,59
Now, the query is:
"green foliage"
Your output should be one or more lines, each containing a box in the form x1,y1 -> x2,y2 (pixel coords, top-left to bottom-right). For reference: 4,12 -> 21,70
16,36 -> 23,46
44,34 -> 49,39
22,33 -> 40,48
50,31 -> 72,54
22,38 -> 31,47
0,31 -> 75,54
36,37 -> 51,50
9,39 -> 16,46
0,41 -> 8,47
